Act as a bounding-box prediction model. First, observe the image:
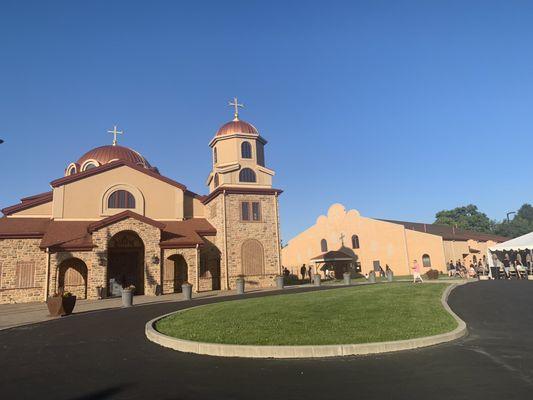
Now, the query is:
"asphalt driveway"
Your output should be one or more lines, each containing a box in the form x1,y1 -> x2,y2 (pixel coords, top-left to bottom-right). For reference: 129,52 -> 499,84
1,281 -> 532,400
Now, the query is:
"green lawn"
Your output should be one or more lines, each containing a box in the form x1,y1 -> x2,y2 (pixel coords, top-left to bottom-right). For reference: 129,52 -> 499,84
155,283 -> 457,346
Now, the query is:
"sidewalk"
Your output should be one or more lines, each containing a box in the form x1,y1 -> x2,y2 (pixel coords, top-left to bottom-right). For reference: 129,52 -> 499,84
0,278 -> 464,331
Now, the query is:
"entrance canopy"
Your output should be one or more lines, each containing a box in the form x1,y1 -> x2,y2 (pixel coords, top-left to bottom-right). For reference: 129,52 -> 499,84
489,232 -> 533,252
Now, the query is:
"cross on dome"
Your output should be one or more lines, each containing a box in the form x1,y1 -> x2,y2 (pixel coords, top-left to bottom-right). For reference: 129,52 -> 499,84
107,125 -> 124,146
228,97 -> 244,121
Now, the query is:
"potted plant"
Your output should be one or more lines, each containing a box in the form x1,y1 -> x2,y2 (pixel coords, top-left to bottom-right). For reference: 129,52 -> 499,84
121,285 -> 135,308
343,270 -> 352,285
236,275 -> 245,294
181,281 -> 193,300
46,291 -> 77,317
274,275 -> 284,289
313,273 -> 321,286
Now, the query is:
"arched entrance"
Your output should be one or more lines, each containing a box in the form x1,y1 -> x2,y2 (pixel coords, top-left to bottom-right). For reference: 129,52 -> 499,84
166,254 -> 188,293
58,258 -> 88,299
108,231 -> 145,296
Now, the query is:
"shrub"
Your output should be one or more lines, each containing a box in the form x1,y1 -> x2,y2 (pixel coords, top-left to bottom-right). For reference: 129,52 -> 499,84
283,274 -> 301,286
425,269 -> 439,280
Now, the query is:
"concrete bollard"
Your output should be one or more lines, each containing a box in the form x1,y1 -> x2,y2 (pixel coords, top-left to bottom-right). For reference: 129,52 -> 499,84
121,288 -> 133,307
181,283 -> 193,300
343,272 -> 351,285
314,274 -> 321,286
275,276 -> 284,289
236,277 -> 245,294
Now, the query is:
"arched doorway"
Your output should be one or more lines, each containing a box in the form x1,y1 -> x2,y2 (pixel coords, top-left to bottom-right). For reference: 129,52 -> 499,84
166,254 -> 188,293
108,231 -> 145,296
58,258 -> 88,299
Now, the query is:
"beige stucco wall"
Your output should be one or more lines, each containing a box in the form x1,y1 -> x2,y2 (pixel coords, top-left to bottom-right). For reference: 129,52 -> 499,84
53,166 -> 194,220
9,201 -> 53,217
404,229 -> 446,272
443,239 -> 494,267
282,203 -> 447,276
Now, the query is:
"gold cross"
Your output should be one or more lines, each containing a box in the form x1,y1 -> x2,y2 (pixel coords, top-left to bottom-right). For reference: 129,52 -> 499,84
107,125 -> 123,146
228,97 -> 244,121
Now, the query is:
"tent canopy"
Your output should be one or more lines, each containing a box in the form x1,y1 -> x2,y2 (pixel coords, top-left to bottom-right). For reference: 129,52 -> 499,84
489,232 -> 533,252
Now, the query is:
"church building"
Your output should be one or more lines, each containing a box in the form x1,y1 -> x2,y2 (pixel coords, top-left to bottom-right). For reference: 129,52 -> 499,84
282,203 -> 507,278
0,100 -> 282,304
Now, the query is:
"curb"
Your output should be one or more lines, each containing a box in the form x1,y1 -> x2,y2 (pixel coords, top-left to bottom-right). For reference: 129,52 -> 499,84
145,282 -> 468,359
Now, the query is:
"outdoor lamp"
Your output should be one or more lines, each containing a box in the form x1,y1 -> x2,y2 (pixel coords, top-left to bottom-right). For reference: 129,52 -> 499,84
152,255 -> 160,265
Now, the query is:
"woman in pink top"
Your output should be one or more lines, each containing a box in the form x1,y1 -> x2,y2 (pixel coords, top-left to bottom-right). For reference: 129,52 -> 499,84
412,259 -> 423,283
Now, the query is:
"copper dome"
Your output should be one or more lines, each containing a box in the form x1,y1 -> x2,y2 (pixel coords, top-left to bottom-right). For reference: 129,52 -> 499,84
215,119 -> 259,136
75,145 -> 151,169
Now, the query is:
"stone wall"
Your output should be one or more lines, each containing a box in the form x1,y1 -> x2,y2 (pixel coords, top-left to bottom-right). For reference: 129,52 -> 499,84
162,247 -> 198,293
0,239 -> 47,304
207,192 -> 281,290
50,251 -> 98,300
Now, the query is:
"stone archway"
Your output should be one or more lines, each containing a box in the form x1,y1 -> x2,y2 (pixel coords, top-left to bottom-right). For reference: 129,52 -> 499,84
58,258 -> 88,299
165,254 -> 188,293
107,230 -> 145,296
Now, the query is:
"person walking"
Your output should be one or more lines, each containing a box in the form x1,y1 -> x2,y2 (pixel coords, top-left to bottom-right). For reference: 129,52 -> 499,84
308,265 -> 313,282
412,259 -> 423,283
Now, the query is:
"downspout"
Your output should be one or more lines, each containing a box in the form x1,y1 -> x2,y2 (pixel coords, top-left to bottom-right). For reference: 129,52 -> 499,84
222,190 -> 229,290
274,192 -> 282,274
44,248 -> 50,301
195,243 -> 200,292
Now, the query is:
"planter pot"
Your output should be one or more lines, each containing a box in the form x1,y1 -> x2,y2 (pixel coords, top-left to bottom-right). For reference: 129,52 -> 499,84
386,271 -> 393,282
275,276 -> 284,289
313,274 -> 321,286
479,275 -> 489,280
121,289 -> 134,307
528,275 -> 533,281
343,272 -> 351,285
182,283 -> 193,300
236,277 -> 245,295
95,286 -> 104,299
46,295 -> 77,317
368,271 -> 376,284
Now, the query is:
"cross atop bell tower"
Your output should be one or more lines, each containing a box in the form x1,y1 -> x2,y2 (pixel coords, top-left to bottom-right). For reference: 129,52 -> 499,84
228,97 -> 244,121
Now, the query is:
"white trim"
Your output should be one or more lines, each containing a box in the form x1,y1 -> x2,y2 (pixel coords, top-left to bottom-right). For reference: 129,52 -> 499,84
81,159 -> 100,171
100,184 -> 145,216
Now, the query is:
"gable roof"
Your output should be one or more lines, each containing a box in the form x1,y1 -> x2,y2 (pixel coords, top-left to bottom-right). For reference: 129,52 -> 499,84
2,192 -> 53,216
160,218 -> 217,248
87,210 -> 166,232
381,219 -> 508,242
50,160 -> 188,191
311,250 -> 355,262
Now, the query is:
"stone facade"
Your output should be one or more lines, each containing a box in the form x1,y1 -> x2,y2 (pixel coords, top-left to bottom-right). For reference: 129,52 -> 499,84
0,239 -> 47,304
162,247 -> 198,293
206,192 -> 281,290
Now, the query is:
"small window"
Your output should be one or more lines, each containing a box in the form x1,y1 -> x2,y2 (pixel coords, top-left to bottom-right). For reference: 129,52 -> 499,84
321,239 -> 328,253
257,143 -> 265,166
239,168 -> 256,182
241,141 -> 252,158
214,147 -> 218,164
108,190 -> 136,209
241,202 -> 250,221
422,254 -> 431,268
83,162 -> 97,171
214,173 -> 219,188
67,165 -> 77,175
351,235 -> 360,249
241,201 -> 261,222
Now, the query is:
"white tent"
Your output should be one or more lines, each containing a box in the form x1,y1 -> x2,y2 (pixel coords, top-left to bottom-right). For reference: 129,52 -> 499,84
489,231 -> 533,252
487,232 -> 533,276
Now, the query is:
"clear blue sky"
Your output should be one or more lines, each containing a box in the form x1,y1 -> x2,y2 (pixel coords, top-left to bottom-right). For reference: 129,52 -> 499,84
1,1 -> 532,242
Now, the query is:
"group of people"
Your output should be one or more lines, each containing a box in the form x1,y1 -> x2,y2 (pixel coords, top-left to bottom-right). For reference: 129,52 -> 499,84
489,252 -> 531,279
446,259 -> 487,279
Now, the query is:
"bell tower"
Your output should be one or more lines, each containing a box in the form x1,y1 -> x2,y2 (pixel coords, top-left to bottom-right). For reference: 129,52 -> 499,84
206,97 -> 275,192
203,99 -> 282,290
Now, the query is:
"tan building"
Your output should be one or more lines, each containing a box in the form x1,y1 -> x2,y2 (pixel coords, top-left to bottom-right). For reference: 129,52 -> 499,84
0,104 -> 282,304
282,203 -> 507,277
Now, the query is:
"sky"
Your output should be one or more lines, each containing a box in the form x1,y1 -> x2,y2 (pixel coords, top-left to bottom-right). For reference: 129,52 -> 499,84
0,0 -> 532,242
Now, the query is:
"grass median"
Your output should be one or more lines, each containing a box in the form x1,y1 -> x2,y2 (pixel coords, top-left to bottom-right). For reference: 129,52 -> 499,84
155,283 -> 457,346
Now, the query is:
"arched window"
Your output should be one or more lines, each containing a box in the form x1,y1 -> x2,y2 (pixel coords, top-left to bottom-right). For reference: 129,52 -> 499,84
256,143 -> 265,166
422,254 -> 431,268
320,239 -> 328,253
239,168 -> 256,182
241,239 -> 264,275
241,141 -> 252,158
67,165 -> 77,175
213,147 -> 217,164
83,162 -> 97,171
351,235 -> 360,249
108,190 -> 136,209
214,173 -> 219,188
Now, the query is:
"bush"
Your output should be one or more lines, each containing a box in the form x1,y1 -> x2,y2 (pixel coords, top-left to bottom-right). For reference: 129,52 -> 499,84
283,274 -> 301,286
425,269 -> 439,280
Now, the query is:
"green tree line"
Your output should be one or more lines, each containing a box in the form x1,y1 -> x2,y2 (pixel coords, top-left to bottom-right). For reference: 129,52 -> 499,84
434,204 -> 533,239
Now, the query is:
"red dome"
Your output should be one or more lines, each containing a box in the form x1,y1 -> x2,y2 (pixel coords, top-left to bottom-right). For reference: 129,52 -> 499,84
215,119 -> 259,136
76,145 -> 151,169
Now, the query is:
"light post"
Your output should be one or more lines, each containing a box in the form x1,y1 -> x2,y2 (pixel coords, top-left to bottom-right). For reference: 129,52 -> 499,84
506,211 -> 516,223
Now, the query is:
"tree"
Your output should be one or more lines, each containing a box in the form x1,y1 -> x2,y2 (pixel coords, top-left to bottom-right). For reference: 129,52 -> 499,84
494,203 -> 533,238
434,204 -> 494,233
